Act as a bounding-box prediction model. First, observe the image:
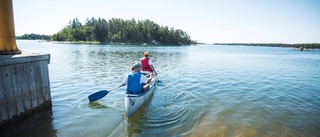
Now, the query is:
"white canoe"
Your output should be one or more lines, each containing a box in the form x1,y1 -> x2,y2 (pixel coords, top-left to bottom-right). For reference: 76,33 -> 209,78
124,73 -> 157,118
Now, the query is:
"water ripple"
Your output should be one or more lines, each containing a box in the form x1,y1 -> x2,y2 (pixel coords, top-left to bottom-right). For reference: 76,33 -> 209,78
6,41 -> 320,137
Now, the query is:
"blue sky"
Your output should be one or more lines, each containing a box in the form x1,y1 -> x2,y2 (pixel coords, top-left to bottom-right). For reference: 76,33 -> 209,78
13,0 -> 320,43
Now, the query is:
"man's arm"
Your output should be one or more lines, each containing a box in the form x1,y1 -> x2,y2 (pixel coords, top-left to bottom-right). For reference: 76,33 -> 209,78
151,65 -> 157,75
141,74 -> 152,84
147,76 -> 152,83
120,75 -> 128,87
149,59 -> 157,75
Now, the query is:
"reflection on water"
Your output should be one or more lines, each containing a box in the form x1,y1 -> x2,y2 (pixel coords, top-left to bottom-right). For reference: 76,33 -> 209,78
88,102 -> 109,109
127,124 -> 143,137
6,40 -> 320,137
0,107 -> 56,137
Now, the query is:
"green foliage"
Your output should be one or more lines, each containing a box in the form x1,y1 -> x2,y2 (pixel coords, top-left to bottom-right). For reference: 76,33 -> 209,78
51,17 -> 196,45
16,33 -> 50,40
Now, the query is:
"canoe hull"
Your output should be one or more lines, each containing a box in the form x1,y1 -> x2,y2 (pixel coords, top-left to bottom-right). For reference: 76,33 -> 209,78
124,75 -> 157,118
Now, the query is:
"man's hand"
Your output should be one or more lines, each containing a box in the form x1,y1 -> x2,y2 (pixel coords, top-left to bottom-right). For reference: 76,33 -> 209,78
120,83 -> 126,87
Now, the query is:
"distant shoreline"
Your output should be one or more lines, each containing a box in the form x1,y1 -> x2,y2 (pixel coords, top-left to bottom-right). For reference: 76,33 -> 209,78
198,43 -> 320,49
18,39 -> 320,49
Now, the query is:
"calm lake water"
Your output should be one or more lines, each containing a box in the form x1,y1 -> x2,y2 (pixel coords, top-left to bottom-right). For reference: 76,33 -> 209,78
1,40 -> 320,137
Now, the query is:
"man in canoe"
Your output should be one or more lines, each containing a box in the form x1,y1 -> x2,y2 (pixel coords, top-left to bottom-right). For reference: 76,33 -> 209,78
120,63 -> 152,93
140,51 -> 157,75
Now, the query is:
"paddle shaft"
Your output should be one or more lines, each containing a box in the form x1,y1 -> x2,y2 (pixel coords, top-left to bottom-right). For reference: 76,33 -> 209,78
109,86 -> 122,92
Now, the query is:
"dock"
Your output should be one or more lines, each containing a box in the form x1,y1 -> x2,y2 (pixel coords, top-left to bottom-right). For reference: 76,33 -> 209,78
0,0 -> 52,127
0,52 -> 51,126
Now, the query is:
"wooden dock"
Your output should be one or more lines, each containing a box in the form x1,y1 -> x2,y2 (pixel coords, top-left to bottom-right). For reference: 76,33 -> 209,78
0,51 -> 51,126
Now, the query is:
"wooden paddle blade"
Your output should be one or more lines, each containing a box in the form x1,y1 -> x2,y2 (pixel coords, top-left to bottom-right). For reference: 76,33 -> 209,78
88,90 -> 109,103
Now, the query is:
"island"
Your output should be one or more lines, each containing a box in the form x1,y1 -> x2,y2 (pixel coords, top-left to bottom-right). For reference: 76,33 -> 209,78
16,33 -> 50,40
50,18 -> 197,45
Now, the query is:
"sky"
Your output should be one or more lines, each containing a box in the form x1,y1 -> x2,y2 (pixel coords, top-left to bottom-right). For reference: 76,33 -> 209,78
12,0 -> 320,43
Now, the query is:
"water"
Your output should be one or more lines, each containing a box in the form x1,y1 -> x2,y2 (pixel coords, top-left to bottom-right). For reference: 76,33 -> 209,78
1,40 -> 320,137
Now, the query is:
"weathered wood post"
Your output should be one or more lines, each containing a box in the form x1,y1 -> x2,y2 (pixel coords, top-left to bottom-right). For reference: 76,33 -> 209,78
0,0 -> 51,127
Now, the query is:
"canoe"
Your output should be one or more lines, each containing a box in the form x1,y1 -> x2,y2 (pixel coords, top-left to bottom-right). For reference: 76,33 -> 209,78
124,73 -> 157,118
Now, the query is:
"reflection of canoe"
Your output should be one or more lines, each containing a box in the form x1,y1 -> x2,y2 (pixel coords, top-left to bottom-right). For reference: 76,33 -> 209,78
124,73 -> 157,118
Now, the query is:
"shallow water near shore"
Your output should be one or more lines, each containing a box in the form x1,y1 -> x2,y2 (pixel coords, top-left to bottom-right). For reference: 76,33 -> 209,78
1,40 -> 320,137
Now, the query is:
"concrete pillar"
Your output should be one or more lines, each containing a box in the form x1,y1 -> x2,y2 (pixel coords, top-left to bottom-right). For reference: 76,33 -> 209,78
0,0 -> 21,54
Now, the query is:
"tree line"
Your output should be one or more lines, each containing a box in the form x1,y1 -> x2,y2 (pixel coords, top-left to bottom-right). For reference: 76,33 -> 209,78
51,17 -> 196,45
16,33 -> 50,40
214,43 -> 320,49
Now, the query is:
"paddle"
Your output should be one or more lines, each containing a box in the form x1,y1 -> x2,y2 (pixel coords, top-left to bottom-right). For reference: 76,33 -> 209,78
157,79 -> 163,86
153,72 -> 163,86
88,86 -> 121,103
